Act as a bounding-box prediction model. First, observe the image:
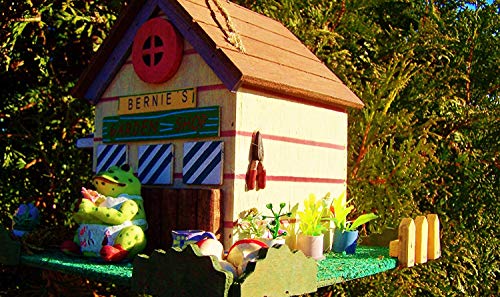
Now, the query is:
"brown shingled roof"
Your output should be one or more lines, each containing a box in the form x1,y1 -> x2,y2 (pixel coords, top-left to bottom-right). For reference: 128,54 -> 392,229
72,0 -> 364,109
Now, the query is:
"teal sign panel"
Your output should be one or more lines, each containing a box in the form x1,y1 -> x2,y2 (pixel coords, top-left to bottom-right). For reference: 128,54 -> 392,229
102,106 -> 220,143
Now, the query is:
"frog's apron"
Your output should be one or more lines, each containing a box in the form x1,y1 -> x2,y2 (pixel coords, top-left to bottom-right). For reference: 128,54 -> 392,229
77,194 -> 147,256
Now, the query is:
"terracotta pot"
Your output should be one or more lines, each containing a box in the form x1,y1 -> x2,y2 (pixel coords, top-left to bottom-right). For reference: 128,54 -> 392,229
333,229 -> 359,254
297,233 -> 325,260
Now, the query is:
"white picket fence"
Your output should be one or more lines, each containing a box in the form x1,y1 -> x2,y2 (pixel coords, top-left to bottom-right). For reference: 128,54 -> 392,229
389,214 -> 441,267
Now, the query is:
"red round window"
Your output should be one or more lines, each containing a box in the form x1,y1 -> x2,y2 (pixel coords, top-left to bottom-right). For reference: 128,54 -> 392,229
132,17 -> 184,83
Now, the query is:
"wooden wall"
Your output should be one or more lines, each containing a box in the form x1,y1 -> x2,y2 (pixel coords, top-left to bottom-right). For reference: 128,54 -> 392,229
226,88 -> 349,247
141,187 -> 222,253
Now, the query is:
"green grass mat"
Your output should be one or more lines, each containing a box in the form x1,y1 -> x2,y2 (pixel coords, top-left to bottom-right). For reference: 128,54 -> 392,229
317,245 -> 397,287
20,251 -> 133,287
19,245 -> 396,289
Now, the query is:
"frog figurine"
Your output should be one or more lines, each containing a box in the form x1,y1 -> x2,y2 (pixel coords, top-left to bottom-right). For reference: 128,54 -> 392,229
62,164 -> 147,262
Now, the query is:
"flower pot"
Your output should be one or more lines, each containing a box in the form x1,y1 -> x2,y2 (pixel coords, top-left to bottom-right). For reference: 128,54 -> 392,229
332,229 -> 359,254
297,233 -> 325,260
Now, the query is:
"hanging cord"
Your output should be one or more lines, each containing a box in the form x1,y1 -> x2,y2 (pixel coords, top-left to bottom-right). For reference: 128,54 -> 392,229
209,0 -> 246,53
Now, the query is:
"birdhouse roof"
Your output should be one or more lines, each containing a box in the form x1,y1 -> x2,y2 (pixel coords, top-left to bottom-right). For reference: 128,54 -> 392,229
72,0 -> 364,109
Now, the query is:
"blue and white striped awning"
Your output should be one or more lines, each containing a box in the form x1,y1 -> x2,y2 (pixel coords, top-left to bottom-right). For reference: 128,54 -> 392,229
183,141 -> 224,185
138,144 -> 174,185
96,144 -> 128,173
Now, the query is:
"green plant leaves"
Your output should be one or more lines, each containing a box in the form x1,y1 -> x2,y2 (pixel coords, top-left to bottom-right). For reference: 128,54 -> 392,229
298,194 -> 327,236
346,213 -> 379,232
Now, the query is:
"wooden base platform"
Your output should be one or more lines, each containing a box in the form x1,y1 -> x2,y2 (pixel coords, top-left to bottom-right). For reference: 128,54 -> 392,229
14,245 -> 395,296
1,227 -> 396,296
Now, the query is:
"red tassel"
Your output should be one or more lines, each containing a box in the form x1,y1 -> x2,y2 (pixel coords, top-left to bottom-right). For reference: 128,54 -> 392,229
246,161 -> 258,190
257,162 -> 266,189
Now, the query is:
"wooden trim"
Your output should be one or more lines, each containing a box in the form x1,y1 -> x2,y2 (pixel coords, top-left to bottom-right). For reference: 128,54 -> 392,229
241,82 -> 357,111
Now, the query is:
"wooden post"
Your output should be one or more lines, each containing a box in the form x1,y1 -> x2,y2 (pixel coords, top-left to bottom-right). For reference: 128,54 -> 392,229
389,240 -> 400,258
414,216 -> 428,264
427,214 -> 441,260
398,218 -> 415,268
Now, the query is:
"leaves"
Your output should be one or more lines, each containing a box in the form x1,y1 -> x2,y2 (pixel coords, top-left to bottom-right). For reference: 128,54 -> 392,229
236,0 -> 499,295
298,194 -> 328,236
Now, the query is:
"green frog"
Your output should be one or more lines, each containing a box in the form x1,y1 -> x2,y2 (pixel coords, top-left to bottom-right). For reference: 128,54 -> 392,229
62,164 -> 147,262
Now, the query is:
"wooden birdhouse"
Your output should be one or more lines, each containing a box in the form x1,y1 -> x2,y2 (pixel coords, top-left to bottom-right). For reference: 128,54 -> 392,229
72,0 -> 364,250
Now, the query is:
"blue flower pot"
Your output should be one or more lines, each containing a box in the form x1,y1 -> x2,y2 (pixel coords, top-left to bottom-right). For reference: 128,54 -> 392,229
332,229 -> 359,254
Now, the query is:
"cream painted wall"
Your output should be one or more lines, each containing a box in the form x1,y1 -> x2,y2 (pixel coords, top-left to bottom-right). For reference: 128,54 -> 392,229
228,89 -> 348,247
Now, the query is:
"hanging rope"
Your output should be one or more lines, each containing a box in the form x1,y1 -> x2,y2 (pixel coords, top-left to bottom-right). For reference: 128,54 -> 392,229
210,0 -> 246,53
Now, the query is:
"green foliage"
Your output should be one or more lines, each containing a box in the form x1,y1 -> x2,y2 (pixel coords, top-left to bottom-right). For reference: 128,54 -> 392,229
298,193 -> 329,236
0,0 -> 497,295
236,0 -> 499,295
237,208 -> 267,238
0,1 -> 121,231
329,191 -> 378,232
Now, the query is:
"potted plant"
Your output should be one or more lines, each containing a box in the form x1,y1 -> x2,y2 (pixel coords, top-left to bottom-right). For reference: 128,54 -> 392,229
296,194 -> 329,260
11,202 -> 40,237
237,208 -> 267,239
329,191 -> 378,254
237,203 -> 290,246
260,202 -> 291,246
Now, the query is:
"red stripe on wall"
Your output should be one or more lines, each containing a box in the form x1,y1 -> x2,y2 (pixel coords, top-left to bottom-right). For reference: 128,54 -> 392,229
266,176 -> 345,184
220,130 -> 345,150
197,84 -> 227,92
174,172 -> 344,184
98,84 -> 227,102
183,48 -> 198,55
94,137 -> 103,142
97,96 -> 119,103
123,48 -> 197,65
95,130 -> 344,150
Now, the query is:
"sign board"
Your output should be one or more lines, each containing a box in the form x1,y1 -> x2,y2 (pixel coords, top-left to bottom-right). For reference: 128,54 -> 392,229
118,88 -> 196,115
102,106 -> 220,143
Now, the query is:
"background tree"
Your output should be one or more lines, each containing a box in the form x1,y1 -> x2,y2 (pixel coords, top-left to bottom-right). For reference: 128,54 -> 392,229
0,0 -> 125,227
1,0 -> 498,296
